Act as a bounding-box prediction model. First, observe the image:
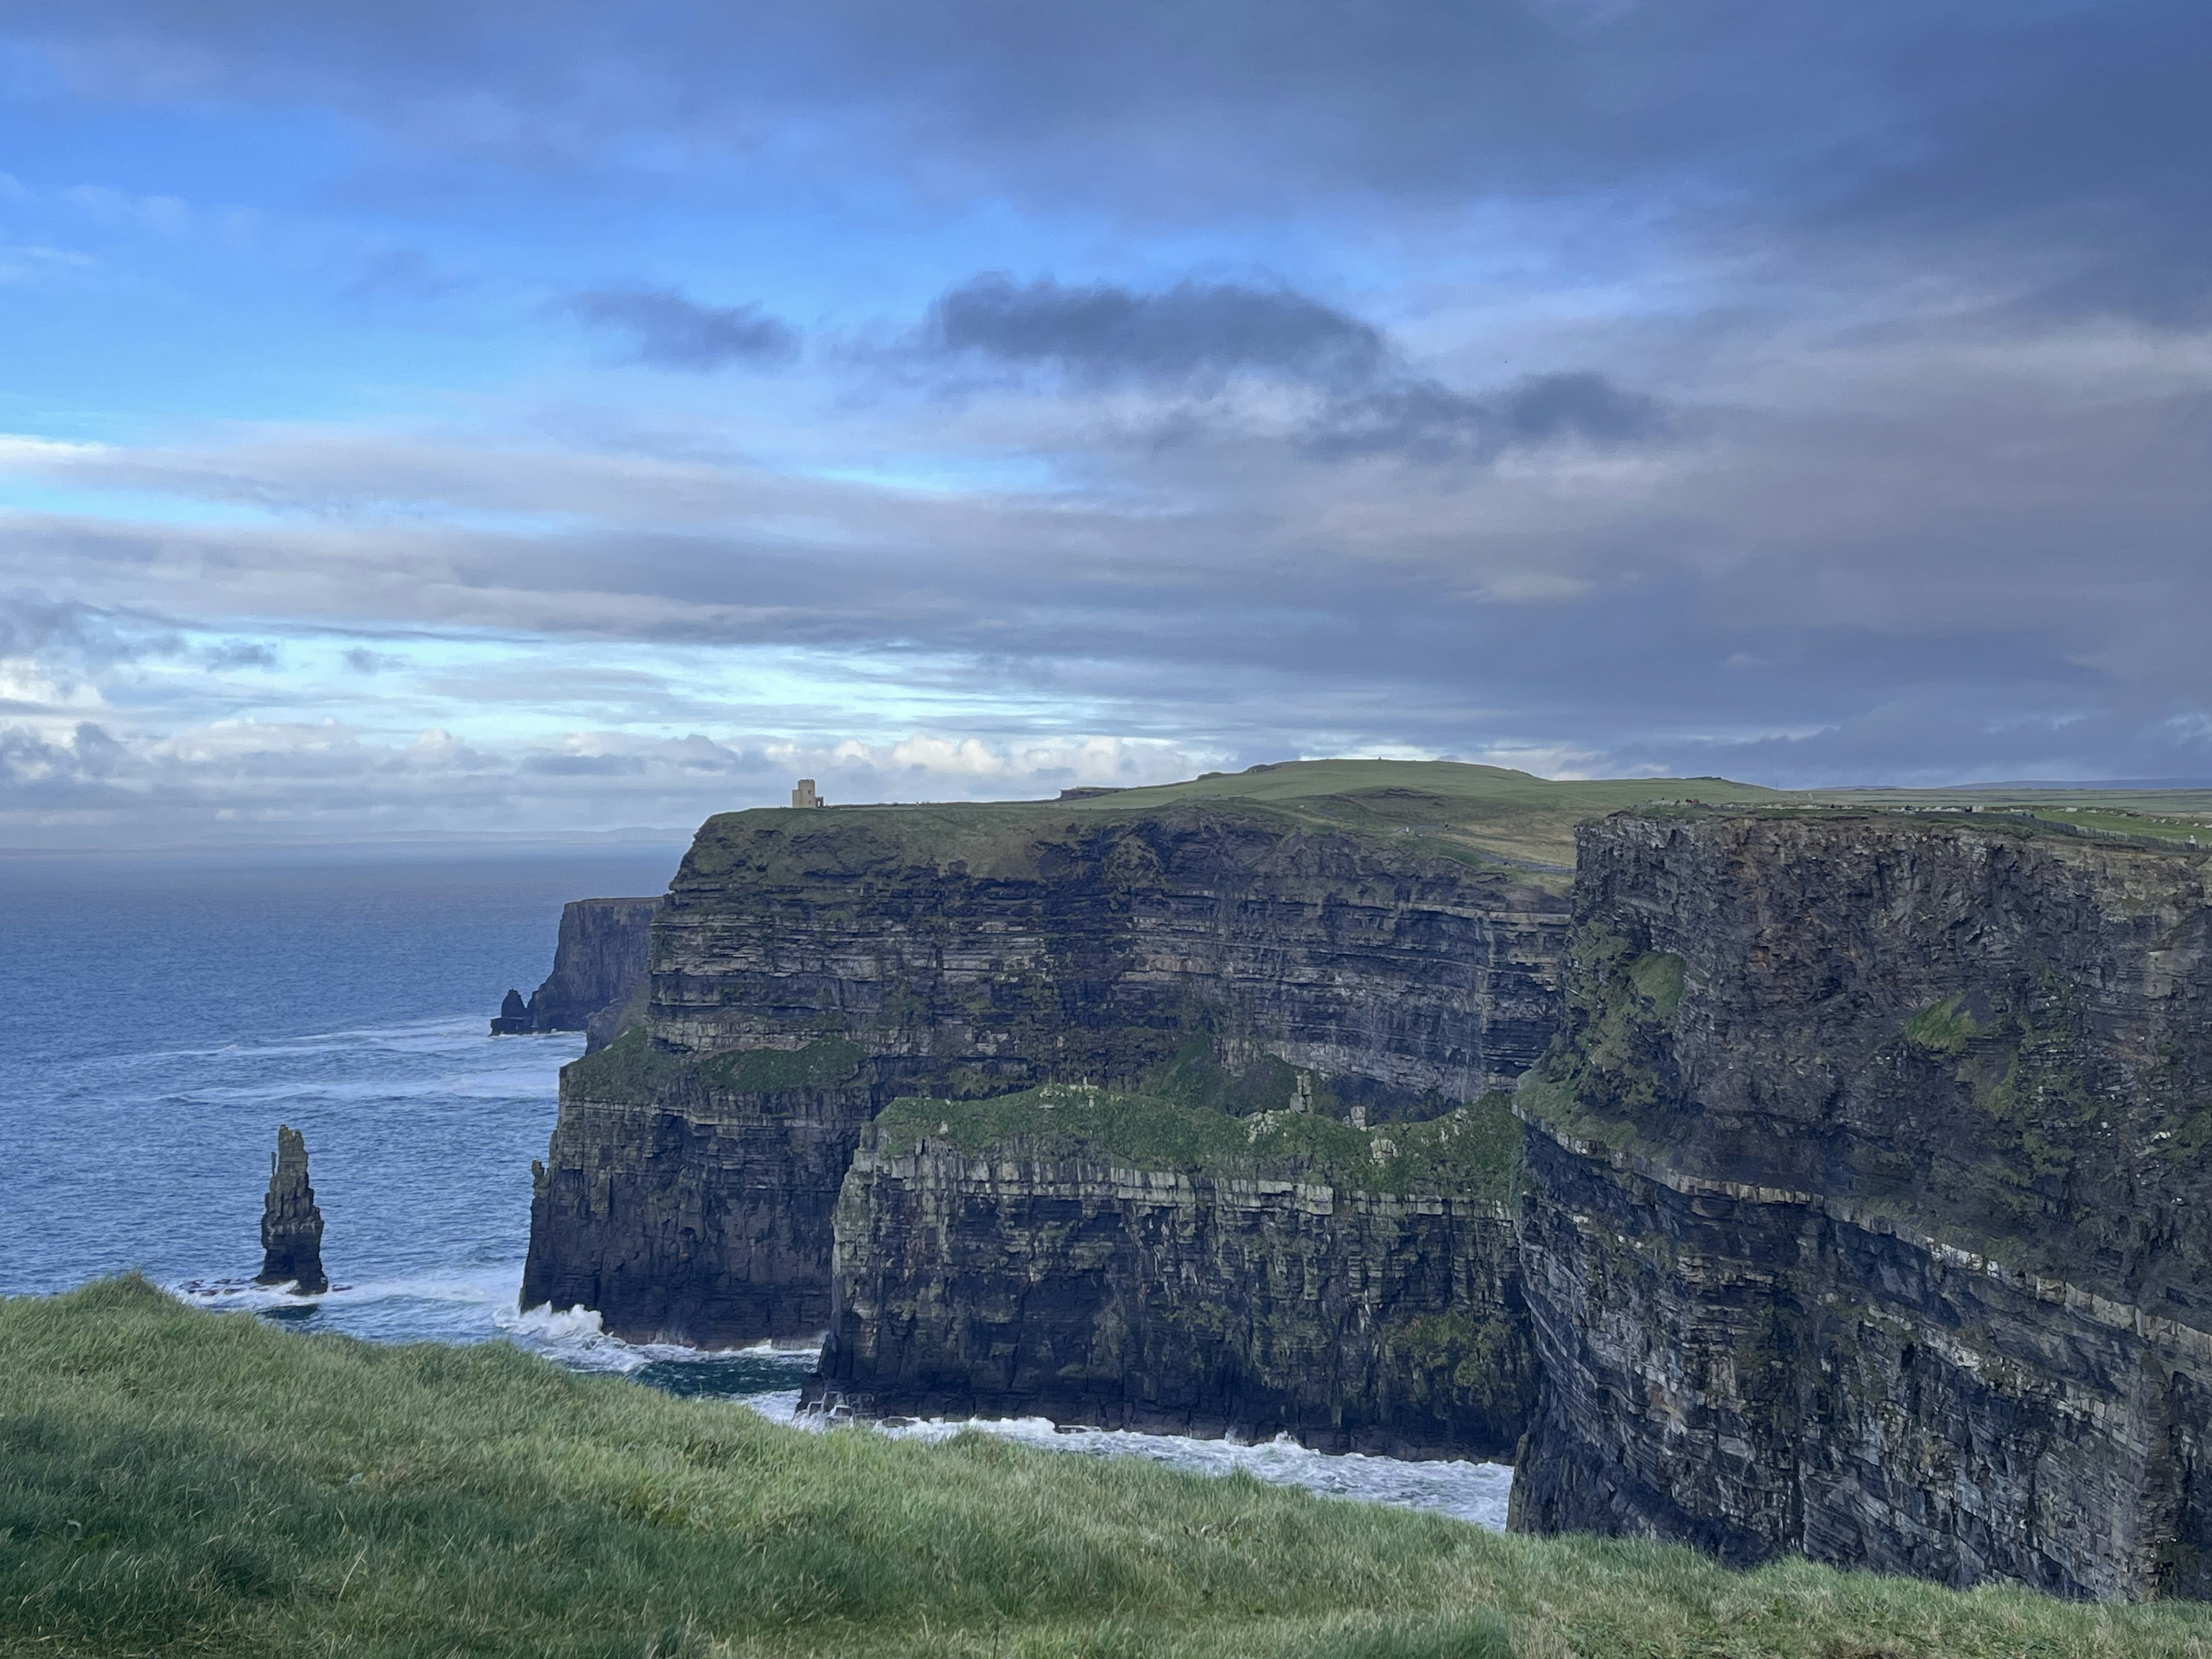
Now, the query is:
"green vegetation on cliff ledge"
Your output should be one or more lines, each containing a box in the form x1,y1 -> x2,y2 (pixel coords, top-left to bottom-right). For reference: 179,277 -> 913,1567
562,1025 -> 690,1100
566,1031 -> 870,1101
869,1084 -> 1532,1205
9,1279 -> 2212,1658
700,1036 -> 868,1093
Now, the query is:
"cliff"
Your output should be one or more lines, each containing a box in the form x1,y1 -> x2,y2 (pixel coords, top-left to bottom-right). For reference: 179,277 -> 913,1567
257,1123 -> 327,1295
520,896 -> 659,1046
523,779 -> 1573,1347
1512,809 -> 2212,1600
809,1085 -> 1535,1456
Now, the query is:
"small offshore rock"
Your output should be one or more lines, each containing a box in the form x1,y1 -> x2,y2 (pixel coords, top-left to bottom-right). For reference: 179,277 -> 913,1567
490,987 -> 532,1035
257,1123 -> 328,1295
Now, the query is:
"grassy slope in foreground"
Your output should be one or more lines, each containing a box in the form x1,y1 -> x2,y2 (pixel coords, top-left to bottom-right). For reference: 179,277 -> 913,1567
7,1282 -> 2212,1659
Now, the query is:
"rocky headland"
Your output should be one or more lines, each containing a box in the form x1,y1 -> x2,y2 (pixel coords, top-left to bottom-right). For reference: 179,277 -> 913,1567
516,762 -> 2212,1600
491,896 -> 658,1044
522,767 -> 1577,1348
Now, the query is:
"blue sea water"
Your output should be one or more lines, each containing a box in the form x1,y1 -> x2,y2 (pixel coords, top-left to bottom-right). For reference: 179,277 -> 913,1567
1,845 -> 1511,1529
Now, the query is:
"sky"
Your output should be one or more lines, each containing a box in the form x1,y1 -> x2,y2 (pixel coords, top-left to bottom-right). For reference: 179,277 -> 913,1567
3,1 -> 2210,845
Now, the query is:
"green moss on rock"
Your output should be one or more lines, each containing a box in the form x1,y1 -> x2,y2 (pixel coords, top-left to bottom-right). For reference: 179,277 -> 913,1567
699,1037 -> 868,1093
870,1083 -> 1522,1202
560,1026 -> 690,1101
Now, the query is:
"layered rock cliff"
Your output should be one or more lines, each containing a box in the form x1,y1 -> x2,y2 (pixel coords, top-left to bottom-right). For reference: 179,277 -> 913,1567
517,896 -> 659,1046
257,1123 -> 327,1295
809,1085 -> 1535,1456
523,797 -> 1569,1347
1512,809 -> 2212,1600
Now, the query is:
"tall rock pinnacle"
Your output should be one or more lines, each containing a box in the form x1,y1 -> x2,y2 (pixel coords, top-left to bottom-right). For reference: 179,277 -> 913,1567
257,1123 -> 328,1295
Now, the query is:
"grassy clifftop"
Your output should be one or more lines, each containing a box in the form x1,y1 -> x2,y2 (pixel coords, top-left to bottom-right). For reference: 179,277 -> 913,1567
683,757 -> 2212,888
9,1280 -> 2212,1658
682,759 -> 1787,884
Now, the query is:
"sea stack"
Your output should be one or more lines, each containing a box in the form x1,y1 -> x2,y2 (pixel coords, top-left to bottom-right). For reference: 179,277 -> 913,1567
491,988 -> 532,1035
257,1123 -> 328,1295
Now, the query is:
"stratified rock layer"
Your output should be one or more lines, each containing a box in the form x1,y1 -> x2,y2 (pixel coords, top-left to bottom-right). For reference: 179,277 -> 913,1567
811,1113 -> 1533,1456
522,802 -> 1568,1346
1512,810 -> 2212,1601
257,1123 -> 327,1295
524,897 -> 660,1048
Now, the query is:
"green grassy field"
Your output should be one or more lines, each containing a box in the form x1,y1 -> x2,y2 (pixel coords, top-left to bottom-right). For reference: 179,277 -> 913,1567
9,1279 -> 2212,1657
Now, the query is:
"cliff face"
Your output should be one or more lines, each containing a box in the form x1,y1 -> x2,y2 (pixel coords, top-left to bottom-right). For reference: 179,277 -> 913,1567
1512,810 -> 2212,1600
523,802 -> 1568,1346
809,1090 -> 1534,1456
522,897 -> 659,1047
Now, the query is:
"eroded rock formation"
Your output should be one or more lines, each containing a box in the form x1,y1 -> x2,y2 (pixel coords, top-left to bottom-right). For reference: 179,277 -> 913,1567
490,988 -> 532,1035
257,1123 -> 327,1295
492,897 -> 659,1044
522,800 -> 1569,1347
1511,809 -> 2212,1600
809,1090 -> 1535,1455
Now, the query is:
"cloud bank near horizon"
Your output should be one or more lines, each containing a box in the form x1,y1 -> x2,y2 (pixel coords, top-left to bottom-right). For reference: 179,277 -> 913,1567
3,2 -> 2211,843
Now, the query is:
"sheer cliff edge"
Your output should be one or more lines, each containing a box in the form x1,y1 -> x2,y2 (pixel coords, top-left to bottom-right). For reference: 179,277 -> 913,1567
1512,808 -> 2212,1601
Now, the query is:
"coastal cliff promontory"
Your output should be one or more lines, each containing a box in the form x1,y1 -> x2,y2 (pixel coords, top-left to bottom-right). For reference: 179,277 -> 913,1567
507,896 -> 660,1047
522,764 -> 1586,1349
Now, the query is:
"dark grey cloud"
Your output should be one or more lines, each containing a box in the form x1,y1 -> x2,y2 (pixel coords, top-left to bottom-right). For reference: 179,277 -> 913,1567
572,287 -> 798,371
933,275 -> 1385,388
0,590 -> 181,668
204,640 -> 278,669
1309,370 -> 1671,464
921,275 -> 1672,466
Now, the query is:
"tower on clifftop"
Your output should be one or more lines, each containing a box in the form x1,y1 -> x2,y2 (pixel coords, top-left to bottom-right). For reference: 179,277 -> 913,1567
791,778 -> 823,808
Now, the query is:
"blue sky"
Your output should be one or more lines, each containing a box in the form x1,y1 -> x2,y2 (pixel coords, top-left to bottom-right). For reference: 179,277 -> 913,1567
4,1 -> 2211,844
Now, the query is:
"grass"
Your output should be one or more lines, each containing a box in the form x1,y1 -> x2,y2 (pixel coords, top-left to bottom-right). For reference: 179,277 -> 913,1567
680,760 -> 1793,885
680,759 -> 2212,892
9,1279 -> 2212,1657
868,1085 -> 1526,1203
699,1037 -> 869,1094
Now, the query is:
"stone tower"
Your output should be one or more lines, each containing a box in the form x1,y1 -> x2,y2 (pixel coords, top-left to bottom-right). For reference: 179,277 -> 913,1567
257,1123 -> 328,1295
791,778 -> 823,808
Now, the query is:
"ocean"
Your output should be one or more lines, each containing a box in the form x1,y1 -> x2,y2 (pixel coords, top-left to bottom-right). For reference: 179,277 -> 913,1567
0,844 -> 1512,1530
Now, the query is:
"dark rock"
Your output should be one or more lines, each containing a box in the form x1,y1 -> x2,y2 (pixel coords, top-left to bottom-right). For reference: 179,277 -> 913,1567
521,801 -> 1569,1347
490,988 -> 532,1035
809,1127 -> 1535,1457
1512,809 -> 2212,1601
524,897 -> 659,1046
256,1123 -> 327,1296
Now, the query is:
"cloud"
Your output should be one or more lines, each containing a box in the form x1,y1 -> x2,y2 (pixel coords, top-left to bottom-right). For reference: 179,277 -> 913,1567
0,714 -> 1225,846
931,275 -> 1385,388
572,286 -> 799,370
5,1 -> 2212,843
204,640 -> 278,669
1308,370 -> 1671,463
342,647 -> 407,674
0,590 -> 181,669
